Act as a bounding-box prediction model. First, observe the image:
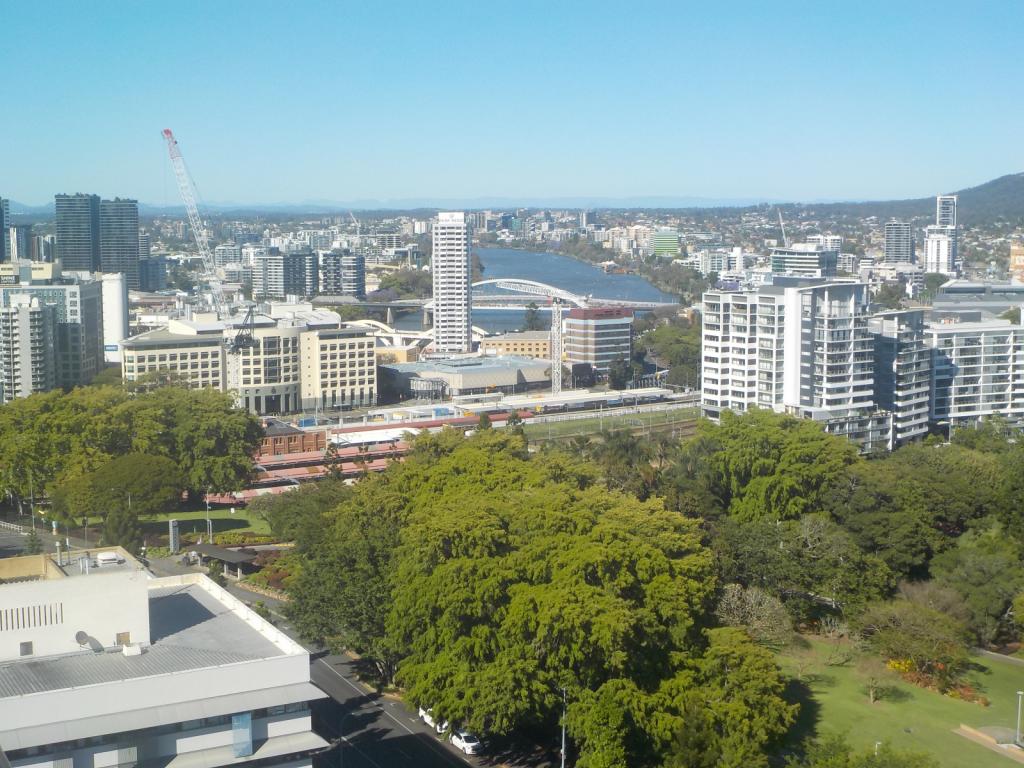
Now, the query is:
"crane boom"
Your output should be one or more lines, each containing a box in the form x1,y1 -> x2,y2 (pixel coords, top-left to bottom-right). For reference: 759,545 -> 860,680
777,207 -> 789,248
162,128 -> 224,317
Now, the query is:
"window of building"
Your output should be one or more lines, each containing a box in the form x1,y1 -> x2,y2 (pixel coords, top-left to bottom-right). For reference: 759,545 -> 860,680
116,632 -> 131,646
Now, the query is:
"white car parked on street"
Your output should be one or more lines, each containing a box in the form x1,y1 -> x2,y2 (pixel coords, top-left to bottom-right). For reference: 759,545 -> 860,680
451,730 -> 483,755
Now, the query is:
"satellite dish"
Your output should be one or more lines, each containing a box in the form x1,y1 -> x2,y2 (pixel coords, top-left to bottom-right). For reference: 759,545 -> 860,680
75,630 -> 88,646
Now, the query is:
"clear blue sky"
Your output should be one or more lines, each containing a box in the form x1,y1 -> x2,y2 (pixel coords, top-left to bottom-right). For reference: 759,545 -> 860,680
3,0 -> 1022,206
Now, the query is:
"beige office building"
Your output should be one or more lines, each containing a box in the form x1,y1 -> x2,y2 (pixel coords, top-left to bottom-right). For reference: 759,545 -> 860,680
122,306 -> 376,415
479,330 -> 550,358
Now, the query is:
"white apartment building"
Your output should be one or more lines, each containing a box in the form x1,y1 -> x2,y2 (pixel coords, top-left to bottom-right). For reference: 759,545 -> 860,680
240,243 -> 267,266
925,319 -> 1024,426
431,212 -> 472,354
214,242 -> 242,267
924,226 -> 957,276
253,250 -> 286,299
0,548 -> 328,768
702,279 -> 889,450
0,295 -> 56,403
121,305 -> 377,414
806,234 -> 843,252
770,244 -> 839,277
868,310 -> 932,446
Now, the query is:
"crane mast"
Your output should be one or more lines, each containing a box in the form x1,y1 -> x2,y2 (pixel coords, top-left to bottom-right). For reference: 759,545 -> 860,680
161,129 -> 224,317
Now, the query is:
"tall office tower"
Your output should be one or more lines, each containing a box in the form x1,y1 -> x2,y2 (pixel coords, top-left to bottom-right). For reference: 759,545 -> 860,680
101,272 -> 129,364
884,220 -> 915,262
9,224 -> 32,260
431,212 -> 472,354
936,195 -> 958,227
99,198 -> 140,289
868,310 -> 931,446
138,231 -> 151,258
924,225 -> 957,276
0,295 -> 57,403
0,197 -> 6,262
31,234 -> 55,262
55,193 -> 101,271
138,254 -> 168,291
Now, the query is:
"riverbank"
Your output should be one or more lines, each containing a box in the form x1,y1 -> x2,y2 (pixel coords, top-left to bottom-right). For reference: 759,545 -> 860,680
476,238 -> 705,306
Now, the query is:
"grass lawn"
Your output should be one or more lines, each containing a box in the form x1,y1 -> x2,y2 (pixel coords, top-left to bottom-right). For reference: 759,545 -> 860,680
70,507 -> 271,544
522,407 -> 697,441
779,638 -> 1024,767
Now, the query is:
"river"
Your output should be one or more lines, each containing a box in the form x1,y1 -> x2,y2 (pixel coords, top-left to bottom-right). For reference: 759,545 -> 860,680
394,247 -> 677,333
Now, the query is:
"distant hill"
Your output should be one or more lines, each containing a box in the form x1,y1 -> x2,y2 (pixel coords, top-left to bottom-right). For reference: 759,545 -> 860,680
776,173 -> 1024,225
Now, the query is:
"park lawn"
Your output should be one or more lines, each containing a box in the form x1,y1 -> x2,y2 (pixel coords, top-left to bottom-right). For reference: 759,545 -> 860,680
522,407 -> 697,440
141,508 -> 271,538
779,638 -> 1024,768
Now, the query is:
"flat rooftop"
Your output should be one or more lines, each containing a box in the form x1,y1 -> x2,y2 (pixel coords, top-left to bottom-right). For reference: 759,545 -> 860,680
385,355 -> 547,374
0,578 -> 298,700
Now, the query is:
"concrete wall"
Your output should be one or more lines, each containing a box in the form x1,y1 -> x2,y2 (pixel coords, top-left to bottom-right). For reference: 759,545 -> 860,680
0,566 -> 150,662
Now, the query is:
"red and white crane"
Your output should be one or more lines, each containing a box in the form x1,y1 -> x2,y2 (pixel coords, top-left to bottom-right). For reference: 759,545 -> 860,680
161,128 -> 224,318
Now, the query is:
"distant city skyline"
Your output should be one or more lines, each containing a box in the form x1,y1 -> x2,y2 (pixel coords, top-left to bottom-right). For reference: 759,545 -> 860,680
3,1 -> 1022,206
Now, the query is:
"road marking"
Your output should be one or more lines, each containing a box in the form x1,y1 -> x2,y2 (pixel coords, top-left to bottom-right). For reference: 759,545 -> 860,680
315,658 -> 473,767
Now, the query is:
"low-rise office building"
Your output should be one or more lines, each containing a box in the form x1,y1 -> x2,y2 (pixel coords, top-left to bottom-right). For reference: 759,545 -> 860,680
381,355 -> 550,399
0,548 -> 329,768
122,305 -> 377,415
563,308 -> 632,373
479,330 -> 551,358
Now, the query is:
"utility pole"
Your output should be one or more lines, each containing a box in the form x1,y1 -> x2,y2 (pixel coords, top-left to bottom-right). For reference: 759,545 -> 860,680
561,688 -> 569,768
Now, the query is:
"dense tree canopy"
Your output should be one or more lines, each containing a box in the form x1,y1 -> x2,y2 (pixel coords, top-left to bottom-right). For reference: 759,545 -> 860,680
0,385 -> 262,512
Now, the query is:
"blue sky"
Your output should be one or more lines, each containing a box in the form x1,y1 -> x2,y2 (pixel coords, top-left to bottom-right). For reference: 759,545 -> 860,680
3,0 -> 1022,206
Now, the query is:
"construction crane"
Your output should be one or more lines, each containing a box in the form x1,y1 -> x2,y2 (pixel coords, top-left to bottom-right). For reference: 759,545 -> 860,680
161,129 -> 224,318
550,298 -> 563,395
777,207 -> 789,248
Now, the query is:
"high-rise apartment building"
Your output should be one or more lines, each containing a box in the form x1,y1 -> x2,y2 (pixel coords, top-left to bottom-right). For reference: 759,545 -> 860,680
769,244 -> 839,277
936,195 -> 958,227
806,234 -> 843,253
651,229 -> 681,256
253,250 -> 317,299
138,231 -> 151,258
55,193 -> 101,272
883,220 -> 915,263
284,250 -> 318,297
924,226 -> 957,276
321,250 -> 366,298
0,268 -> 104,388
214,242 -> 242,266
868,310 -> 931,446
99,198 -> 140,289
926,319 -> 1024,426
0,295 -> 57,403
253,250 -> 285,299
431,212 -> 472,354
702,279 -> 889,450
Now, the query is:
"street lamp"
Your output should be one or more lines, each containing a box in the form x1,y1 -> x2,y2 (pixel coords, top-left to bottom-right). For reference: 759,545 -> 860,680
1016,690 -> 1023,745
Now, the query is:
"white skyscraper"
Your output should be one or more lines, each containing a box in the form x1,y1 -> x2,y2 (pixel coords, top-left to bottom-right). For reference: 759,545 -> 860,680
936,195 -> 958,227
100,272 -> 129,364
924,225 -> 957,276
431,212 -> 472,354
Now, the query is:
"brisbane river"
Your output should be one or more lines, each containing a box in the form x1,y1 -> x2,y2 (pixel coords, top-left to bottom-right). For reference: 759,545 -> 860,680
394,247 -> 677,333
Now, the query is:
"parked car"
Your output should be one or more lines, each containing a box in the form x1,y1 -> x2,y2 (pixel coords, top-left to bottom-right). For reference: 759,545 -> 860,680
418,707 -> 437,730
451,730 -> 483,755
436,719 -> 450,734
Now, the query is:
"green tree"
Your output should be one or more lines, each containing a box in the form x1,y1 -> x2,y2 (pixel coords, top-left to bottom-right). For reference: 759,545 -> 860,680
855,599 -> 969,690
694,410 -> 860,522
477,411 -> 492,430
872,283 -> 906,310
250,478 -> 350,548
606,357 -> 631,390
930,523 -> 1024,643
786,733 -> 938,768
640,321 -> 701,389
24,528 -> 43,555
523,301 -> 546,331
103,503 -> 142,552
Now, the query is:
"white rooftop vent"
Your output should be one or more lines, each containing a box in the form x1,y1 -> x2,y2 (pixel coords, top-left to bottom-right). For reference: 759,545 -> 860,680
122,643 -> 143,657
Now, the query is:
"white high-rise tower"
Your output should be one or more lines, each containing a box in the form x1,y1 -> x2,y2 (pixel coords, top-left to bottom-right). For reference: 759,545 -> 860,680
431,212 -> 472,354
